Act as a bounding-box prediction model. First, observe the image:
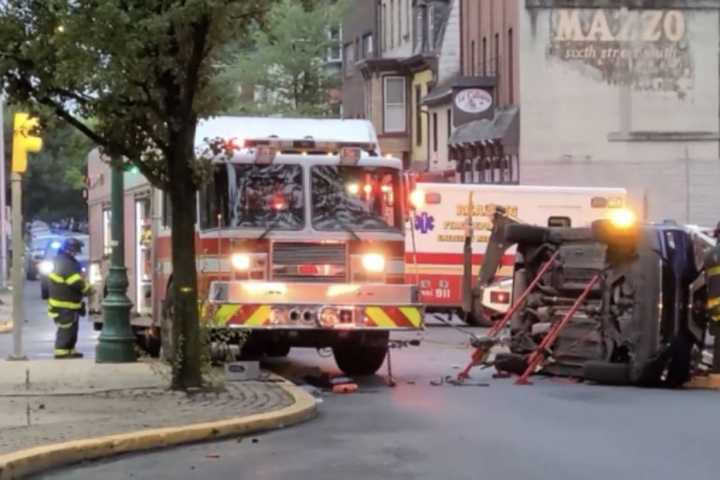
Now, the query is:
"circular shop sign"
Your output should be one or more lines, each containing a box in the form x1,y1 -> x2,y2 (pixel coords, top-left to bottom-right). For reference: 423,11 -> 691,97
455,88 -> 493,114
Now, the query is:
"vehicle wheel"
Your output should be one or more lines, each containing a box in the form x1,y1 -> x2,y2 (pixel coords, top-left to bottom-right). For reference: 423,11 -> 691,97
583,361 -> 631,385
465,306 -> 493,327
504,224 -> 550,245
40,283 -> 49,300
160,281 -> 175,363
333,332 -> 389,376
135,328 -> 161,358
265,343 -> 291,358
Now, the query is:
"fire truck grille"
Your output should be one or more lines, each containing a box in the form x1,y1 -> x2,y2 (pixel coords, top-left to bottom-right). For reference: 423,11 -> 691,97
271,242 -> 347,282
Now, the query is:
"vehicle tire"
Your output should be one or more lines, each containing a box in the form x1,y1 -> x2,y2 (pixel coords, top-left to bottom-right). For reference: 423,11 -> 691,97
160,281 -> 175,363
333,332 -> 389,376
135,328 -> 161,358
465,306 -> 493,327
583,361 -> 631,385
504,224 -> 550,245
40,282 -> 49,300
265,343 -> 291,358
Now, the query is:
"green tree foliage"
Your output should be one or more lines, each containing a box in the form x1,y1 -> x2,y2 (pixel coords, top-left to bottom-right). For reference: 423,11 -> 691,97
0,0 -> 270,389
219,0 -> 345,116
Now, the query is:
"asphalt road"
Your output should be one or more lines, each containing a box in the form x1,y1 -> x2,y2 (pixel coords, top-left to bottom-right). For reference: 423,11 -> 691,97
0,280 -> 98,359
29,314 -> 720,480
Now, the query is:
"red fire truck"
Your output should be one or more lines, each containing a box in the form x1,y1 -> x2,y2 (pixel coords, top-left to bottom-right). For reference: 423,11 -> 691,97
86,116 -> 423,375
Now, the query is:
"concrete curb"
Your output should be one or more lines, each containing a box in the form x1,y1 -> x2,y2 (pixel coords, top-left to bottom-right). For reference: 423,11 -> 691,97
0,379 -> 317,480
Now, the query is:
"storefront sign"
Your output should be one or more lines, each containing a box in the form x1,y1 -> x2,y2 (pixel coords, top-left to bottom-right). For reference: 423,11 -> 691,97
548,9 -> 693,97
454,89 -> 493,114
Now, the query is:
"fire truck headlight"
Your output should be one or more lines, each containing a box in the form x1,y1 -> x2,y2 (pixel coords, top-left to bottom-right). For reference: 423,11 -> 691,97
361,253 -> 385,273
231,253 -> 251,271
409,190 -> 425,210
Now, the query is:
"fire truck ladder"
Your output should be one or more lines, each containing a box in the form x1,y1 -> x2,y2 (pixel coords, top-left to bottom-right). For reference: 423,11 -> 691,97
456,249 -> 561,382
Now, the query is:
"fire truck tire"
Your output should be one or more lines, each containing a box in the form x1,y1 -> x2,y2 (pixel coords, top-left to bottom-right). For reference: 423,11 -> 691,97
265,343 -> 291,357
333,333 -> 389,376
160,281 -> 176,363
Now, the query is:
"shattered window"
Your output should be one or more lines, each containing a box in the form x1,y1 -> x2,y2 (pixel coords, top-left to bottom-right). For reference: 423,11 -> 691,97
200,164 -> 304,230
311,165 -> 401,232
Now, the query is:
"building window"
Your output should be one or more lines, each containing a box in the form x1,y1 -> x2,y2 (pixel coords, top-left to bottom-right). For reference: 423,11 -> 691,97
508,28 -> 514,104
427,4 -> 435,50
404,0 -> 410,39
447,108 -> 452,139
343,42 -> 354,75
327,27 -> 341,62
482,37 -> 487,75
384,76 -> 406,133
355,38 -> 360,61
382,4 -> 387,51
432,112 -> 438,153
390,0 -> 395,49
362,33 -> 373,57
102,208 -> 112,256
470,40 -> 476,76
415,85 -> 422,145
494,33 -> 500,98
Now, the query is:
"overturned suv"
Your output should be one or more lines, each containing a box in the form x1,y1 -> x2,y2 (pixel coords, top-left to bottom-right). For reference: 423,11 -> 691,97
484,211 -> 708,387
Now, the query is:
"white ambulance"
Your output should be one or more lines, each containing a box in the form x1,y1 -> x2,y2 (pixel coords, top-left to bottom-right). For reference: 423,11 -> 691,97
405,183 -> 627,324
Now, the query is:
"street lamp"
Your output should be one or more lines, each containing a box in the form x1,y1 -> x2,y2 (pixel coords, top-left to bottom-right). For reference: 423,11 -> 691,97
96,155 -> 136,363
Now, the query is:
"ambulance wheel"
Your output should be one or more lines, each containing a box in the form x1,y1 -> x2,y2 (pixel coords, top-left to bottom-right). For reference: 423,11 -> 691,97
333,332 -> 389,376
464,307 -> 493,327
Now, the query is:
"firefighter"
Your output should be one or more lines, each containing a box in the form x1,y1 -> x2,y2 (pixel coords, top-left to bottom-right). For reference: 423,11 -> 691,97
705,222 -> 720,373
48,237 -> 91,359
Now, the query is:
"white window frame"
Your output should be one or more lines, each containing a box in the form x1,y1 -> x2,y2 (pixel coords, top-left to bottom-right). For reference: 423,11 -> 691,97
326,26 -> 342,62
383,76 -> 406,133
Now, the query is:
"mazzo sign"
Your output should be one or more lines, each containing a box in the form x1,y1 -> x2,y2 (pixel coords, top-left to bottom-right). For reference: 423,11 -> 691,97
548,9 -> 693,97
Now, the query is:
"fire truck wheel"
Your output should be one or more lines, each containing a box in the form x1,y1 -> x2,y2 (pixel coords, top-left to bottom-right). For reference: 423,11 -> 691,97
265,343 -> 291,358
333,333 -> 389,376
160,282 -> 176,363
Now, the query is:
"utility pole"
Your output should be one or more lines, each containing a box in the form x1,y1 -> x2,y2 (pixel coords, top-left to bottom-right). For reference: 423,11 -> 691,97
0,97 -> 7,289
8,113 -> 43,361
96,156 -> 136,363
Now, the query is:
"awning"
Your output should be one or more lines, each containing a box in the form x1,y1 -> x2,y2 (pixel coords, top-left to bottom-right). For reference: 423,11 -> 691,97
449,106 -> 519,153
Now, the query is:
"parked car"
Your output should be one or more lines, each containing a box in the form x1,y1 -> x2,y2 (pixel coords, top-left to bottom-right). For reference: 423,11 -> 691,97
39,234 -> 90,299
25,235 -> 63,281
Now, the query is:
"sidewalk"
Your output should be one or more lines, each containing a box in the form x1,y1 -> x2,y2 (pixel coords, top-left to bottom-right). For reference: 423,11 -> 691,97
0,359 -> 316,479
0,289 -> 11,334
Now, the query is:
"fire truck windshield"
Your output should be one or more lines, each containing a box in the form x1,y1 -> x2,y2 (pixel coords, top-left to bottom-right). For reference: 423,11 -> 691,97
311,165 -> 402,232
199,163 -> 304,230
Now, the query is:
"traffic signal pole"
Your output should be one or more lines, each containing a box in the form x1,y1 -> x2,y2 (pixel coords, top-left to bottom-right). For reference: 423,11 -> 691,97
8,171 -> 25,360
7,113 -> 42,360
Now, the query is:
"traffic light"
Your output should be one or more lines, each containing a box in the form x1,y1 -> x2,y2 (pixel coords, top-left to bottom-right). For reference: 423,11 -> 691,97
12,113 -> 43,173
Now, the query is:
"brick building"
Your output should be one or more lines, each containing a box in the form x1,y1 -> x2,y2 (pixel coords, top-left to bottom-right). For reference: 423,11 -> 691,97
453,0 -> 720,224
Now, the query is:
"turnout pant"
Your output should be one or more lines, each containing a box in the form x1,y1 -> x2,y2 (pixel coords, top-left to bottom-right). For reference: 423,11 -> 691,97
54,309 -> 80,354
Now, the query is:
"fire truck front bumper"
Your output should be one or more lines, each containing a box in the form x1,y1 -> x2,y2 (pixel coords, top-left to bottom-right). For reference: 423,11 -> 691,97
207,281 -> 424,331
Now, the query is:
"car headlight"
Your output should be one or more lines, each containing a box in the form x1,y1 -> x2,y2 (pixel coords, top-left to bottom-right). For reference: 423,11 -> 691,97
38,260 -> 54,275
361,253 -> 385,273
89,263 -> 102,284
231,253 -> 251,271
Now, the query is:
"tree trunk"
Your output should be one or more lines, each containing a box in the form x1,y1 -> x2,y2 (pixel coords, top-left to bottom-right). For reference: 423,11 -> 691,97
168,126 -> 202,390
